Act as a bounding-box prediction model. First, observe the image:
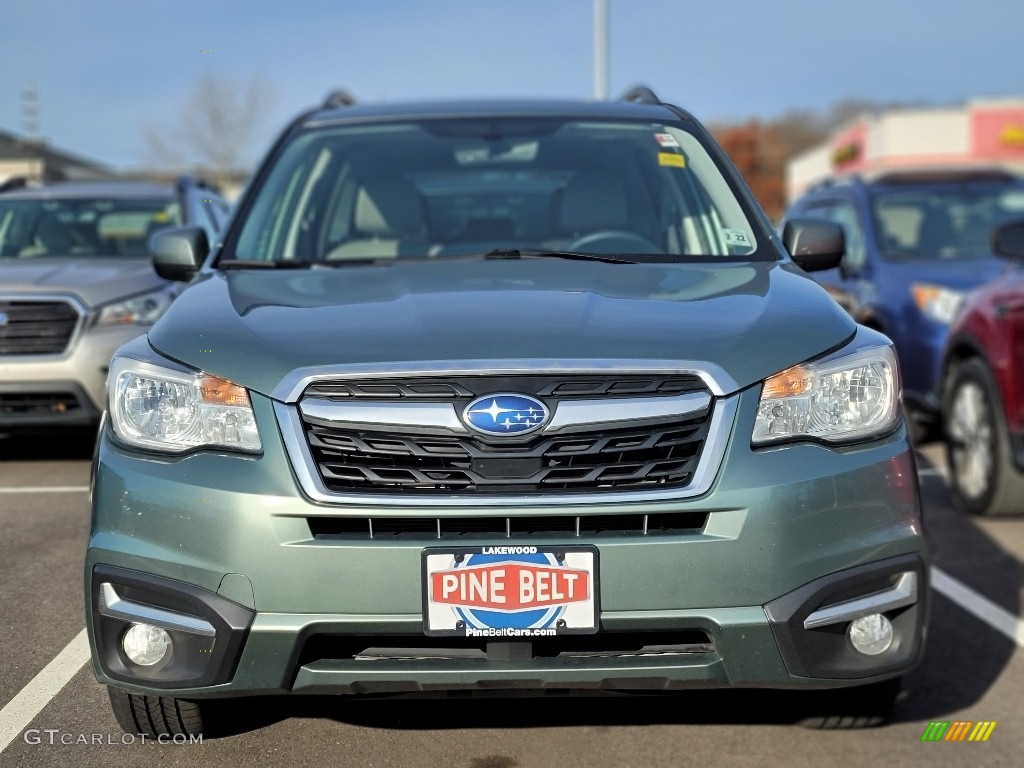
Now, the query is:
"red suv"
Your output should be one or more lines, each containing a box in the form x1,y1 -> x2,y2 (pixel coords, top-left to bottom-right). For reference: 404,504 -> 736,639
942,219 -> 1024,515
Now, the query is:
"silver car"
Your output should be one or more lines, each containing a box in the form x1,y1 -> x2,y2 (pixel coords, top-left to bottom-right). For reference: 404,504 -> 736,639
0,179 -> 229,435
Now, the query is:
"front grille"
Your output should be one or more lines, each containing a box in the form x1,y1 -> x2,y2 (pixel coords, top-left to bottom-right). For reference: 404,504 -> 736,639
297,374 -> 713,497
0,299 -> 80,355
0,391 -> 83,416
308,511 -> 709,540
304,414 -> 709,494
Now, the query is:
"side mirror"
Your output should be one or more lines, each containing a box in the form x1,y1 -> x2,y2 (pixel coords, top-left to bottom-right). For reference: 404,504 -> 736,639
150,226 -> 210,282
781,218 -> 845,272
991,219 -> 1024,262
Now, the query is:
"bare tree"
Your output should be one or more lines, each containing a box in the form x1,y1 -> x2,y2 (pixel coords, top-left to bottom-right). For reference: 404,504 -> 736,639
143,71 -> 277,185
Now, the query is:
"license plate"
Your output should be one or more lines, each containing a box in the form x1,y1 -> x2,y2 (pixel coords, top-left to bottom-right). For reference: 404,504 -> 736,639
422,545 -> 599,637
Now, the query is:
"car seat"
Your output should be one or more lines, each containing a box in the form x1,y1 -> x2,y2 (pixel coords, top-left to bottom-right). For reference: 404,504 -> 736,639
326,177 -> 427,259
558,170 -> 629,241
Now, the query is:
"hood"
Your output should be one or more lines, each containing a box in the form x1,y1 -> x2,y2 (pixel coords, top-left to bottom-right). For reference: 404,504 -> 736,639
0,257 -> 166,308
147,259 -> 857,400
878,255 -> 1007,292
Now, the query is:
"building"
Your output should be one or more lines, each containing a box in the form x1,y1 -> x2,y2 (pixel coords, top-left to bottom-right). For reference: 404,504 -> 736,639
786,98 -> 1024,201
0,131 -> 247,201
0,129 -> 116,187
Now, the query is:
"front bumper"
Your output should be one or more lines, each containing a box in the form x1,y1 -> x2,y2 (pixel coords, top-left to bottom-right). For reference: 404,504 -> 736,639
86,385 -> 929,697
89,556 -> 926,699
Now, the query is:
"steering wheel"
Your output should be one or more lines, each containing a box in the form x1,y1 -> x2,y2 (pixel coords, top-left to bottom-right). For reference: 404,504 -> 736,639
567,230 -> 664,255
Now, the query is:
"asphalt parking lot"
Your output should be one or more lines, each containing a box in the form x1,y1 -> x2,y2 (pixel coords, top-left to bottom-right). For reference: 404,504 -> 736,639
0,436 -> 1021,768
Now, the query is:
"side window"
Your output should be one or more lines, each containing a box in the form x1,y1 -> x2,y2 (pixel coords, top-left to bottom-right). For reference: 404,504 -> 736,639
827,200 -> 866,272
802,199 -> 866,273
802,200 -> 833,221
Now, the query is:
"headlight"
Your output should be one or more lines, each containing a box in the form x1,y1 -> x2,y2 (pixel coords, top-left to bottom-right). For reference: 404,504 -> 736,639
752,345 -> 899,445
96,288 -> 176,326
108,357 -> 261,453
911,283 -> 964,325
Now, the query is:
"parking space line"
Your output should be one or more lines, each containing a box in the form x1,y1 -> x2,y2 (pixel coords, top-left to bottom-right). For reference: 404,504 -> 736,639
0,628 -> 90,753
0,486 -> 89,494
932,566 -> 1024,647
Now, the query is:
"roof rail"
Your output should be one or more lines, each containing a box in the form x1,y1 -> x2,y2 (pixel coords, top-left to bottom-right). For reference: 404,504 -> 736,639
619,85 -> 661,105
323,89 -> 357,109
805,175 -> 860,194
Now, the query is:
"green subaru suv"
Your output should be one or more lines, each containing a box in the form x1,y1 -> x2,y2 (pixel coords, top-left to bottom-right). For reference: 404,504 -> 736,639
86,88 -> 927,736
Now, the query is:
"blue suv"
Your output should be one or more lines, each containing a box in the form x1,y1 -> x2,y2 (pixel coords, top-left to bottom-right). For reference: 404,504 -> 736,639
783,169 -> 1024,437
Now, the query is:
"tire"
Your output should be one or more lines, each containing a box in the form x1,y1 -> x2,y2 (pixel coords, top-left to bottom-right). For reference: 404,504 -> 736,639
107,686 -> 208,738
797,677 -> 901,729
944,358 -> 1024,516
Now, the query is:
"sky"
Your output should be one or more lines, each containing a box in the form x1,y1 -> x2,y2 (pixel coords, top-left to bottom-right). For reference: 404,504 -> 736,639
2,0 -> 1023,171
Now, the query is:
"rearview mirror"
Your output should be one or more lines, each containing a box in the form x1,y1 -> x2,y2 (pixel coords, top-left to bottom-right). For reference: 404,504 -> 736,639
150,226 -> 210,282
991,219 -> 1024,262
781,219 -> 845,273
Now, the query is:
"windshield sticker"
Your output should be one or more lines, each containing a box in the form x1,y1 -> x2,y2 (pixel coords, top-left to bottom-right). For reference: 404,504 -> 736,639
658,152 -> 685,168
722,229 -> 752,247
654,132 -> 680,148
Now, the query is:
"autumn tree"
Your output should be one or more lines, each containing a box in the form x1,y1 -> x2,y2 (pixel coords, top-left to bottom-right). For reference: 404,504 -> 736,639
713,120 -> 788,221
710,99 -> 922,220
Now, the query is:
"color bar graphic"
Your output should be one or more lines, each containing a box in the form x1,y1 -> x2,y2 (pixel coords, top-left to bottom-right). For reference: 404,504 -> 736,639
920,720 -> 996,742
968,722 -> 997,742
944,721 -> 972,741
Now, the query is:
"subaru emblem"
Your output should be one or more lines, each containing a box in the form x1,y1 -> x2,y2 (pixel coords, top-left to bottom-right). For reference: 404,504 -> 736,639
463,394 -> 550,436
0,311 -> 7,327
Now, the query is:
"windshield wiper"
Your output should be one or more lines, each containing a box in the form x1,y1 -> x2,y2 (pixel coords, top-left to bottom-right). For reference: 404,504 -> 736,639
219,258 -> 396,270
484,249 -> 640,265
219,259 -> 322,270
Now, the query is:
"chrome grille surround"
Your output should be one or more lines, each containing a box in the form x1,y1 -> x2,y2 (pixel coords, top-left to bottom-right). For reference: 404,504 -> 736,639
274,361 -> 738,507
272,359 -> 738,401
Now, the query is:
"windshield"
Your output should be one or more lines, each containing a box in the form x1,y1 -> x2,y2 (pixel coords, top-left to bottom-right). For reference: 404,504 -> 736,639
0,197 -> 181,259
229,118 -> 762,265
872,183 -> 1024,260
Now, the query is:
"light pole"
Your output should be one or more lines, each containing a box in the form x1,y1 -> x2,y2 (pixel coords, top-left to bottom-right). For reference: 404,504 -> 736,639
593,0 -> 609,100
21,83 -> 43,182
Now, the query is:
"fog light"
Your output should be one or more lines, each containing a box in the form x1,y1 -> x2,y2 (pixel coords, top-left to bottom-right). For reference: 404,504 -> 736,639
122,623 -> 171,666
848,613 -> 893,655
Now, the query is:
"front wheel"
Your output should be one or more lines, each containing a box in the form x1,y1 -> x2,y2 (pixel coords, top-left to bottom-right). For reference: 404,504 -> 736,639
107,686 -> 209,739
944,358 -> 1024,516
797,677 -> 902,729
